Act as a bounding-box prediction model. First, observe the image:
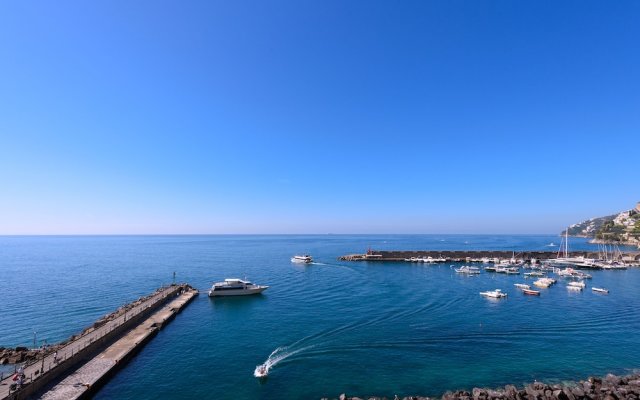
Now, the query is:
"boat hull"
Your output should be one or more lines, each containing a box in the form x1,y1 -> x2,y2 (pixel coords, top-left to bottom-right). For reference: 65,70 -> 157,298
291,257 -> 312,263
208,286 -> 269,297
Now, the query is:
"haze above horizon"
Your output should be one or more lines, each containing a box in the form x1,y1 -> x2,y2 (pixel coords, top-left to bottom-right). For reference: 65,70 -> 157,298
1,1 -> 638,235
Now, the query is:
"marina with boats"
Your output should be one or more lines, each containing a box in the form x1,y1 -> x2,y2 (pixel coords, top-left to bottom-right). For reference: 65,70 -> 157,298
1,236 -> 637,398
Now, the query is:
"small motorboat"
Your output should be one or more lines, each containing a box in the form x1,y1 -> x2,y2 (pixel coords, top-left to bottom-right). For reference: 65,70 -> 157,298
254,364 -> 268,378
522,289 -> 540,296
592,287 -> 609,294
291,255 -> 313,263
479,289 -> 507,299
505,267 -> 520,275
514,283 -> 530,289
567,285 -> 583,291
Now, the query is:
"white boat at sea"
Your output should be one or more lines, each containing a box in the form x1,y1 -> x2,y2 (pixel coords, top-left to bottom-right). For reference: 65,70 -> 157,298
480,289 -> 507,299
524,271 -> 545,277
254,364 -> 268,378
533,277 -> 556,288
455,265 -> 481,274
568,281 -> 586,288
291,255 -> 313,263
514,283 -> 530,289
208,278 -> 269,297
556,268 -> 592,279
567,285 -> 583,291
592,287 -> 609,294
548,230 -> 599,268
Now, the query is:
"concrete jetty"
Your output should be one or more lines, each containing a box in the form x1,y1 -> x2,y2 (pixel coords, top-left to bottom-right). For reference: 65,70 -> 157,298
0,284 -> 198,400
339,250 -> 640,262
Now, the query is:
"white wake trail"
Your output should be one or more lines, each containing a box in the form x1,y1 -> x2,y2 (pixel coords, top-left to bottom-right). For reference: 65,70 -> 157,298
254,345 -> 315,378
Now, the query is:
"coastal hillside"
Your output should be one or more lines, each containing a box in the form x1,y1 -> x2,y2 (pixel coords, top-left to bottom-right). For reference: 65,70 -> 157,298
564,202 -> 640,248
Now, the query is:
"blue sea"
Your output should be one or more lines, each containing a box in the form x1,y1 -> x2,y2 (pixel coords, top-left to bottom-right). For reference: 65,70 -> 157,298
1,235 -> 639,399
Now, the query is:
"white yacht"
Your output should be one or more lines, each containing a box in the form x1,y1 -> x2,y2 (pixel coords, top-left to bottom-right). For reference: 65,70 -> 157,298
455,265 -> 481,274
556,268 -> 592,279
548,230 -> 599,268
514,283 -> 530,289
291,255 -> 313,264
208,279 -> 269,297
592,287 -> 609,294
480,289 -> 507,298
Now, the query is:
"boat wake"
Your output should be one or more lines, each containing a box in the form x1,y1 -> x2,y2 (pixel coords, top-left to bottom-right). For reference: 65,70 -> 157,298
254,345 -> 315,378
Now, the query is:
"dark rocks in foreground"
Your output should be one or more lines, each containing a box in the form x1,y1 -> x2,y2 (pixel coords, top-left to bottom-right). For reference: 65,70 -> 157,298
325,372 -> 640,400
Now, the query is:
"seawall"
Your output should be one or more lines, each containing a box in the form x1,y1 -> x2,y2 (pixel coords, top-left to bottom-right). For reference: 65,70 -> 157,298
0,284 -> 198,400
339,250 -> 640,262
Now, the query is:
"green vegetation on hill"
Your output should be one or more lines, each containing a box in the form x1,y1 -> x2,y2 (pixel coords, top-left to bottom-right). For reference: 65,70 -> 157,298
565,202 -> 640,248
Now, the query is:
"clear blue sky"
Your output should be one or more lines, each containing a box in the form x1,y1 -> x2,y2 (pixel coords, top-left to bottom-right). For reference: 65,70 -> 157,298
1,1 -> 638,234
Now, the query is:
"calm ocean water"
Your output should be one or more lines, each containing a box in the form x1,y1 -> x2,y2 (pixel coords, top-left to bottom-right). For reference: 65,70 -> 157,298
1,235 -> 639,399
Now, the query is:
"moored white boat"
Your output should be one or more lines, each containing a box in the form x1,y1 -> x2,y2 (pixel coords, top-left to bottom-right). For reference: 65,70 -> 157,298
455,265 -> 481,274
208,278 -> 269,297
592,287 -> 609,294
479,289 -> 507,298
556,267 -> 592,279
533,277 -> 556,288
514,283 -> 530,289
567,281 -> 585,288
567,285 -> 583,291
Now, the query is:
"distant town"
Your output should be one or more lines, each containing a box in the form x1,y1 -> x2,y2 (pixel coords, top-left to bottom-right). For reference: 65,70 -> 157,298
565,201 -> 640,248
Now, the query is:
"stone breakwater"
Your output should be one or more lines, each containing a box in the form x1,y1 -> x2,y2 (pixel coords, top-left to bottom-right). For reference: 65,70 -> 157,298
326,372 -> 640,400
339,250 -> 640,262
0,285 -> 195,366
0,346 -> 61,365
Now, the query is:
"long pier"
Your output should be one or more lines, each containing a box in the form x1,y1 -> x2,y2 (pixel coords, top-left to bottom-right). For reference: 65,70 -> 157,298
0,284 -> 198,400
339,250 -> 640,262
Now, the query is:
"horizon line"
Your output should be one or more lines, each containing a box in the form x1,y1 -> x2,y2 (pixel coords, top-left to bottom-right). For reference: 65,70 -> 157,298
0,232 -> 562,236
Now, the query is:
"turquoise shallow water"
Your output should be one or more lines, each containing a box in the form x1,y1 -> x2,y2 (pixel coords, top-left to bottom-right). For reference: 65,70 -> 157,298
1,235 -> 639,399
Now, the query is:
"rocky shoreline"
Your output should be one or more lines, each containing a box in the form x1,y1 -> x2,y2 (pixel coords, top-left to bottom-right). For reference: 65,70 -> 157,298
327,372 -> 640,400
587,238 -> 640,249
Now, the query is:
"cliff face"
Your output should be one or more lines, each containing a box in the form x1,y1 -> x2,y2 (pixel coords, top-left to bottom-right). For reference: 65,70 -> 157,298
564,202 -> 640,248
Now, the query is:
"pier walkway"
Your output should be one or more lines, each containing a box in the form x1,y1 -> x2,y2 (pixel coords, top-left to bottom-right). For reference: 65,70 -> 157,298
0,284 -> 198,400
39,288 -> 198,400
